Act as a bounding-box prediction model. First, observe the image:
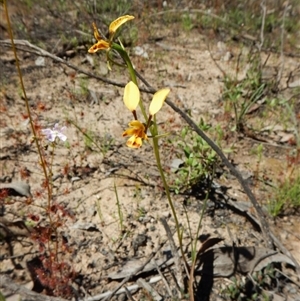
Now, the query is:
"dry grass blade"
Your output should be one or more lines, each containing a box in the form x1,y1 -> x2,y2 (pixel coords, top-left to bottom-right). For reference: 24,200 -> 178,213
137,278 -> 162,301
123,286 -> 136,301
152,259 -> 173,297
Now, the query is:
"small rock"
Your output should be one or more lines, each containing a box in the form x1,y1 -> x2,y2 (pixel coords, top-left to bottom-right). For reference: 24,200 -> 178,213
161,211 -> 171,218
139,216 -> 151,223
65,50 -> 76,57
288,79 -> 300,88
222,51 -> 233,62
35,56 -> 45,66
99,61 -> 108,75
217,41 -> 226,52
169,158 -> 184,172
85,54 -> 94,67
286,285 -> 297,294
71,222 -> 99,231
207,201 -> 215,208
71,176 -> 81,184
148,225 -> 156,232
215,209 -> 225,217
133,46 -> 149,59
280,133 -> 295,143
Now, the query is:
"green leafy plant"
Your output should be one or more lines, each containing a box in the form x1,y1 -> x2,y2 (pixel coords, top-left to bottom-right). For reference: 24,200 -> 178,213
181,13 -> 194,31
268,172 -> 300,217
222,51 -> 266,132
171,119 -> 220,194
221,266 -> 276,301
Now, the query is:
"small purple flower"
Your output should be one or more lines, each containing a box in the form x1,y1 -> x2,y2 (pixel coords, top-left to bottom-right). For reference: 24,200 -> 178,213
41,123 -> 67,142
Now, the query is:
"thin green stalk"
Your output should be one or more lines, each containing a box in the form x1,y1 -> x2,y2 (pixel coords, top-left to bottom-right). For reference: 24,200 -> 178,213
112,43 -> 147,122
151,119 -> 189,273
114,181 -> 124,232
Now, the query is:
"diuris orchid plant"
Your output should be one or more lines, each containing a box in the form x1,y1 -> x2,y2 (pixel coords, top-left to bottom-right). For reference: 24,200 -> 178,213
87,16 -> 185,286
122,81 -> 170,148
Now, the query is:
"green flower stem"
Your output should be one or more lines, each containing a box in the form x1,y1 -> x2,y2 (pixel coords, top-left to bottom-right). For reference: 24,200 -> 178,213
152,116 -> 188,272
112,43 -> 147,122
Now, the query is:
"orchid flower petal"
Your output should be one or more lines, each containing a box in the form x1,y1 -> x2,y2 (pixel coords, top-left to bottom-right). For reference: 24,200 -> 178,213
122,119 -> 148,148
88,40 -> 110,53
124,81 -> 140,112
109,15 -> 134,38
122,128 -> 137,137
128,120 -> 144,128
149,88 -> 170,116
126,135 -> 143,148
92,22 -> 102,41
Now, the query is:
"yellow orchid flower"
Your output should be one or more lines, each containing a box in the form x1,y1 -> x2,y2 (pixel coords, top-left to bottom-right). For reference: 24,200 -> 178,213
122,81 -> 170,148
122,120 -> 148,149
88,15 -> 134,54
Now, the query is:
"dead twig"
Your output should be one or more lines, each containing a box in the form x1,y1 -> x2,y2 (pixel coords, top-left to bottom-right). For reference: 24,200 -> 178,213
152,259 -> 173,297
136,278 -> 162,301
160,217 -> 185,294
123,286 -> 136,301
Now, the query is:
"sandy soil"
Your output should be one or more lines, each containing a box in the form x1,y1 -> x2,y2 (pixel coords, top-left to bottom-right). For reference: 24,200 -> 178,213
1,1 -> 300,300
